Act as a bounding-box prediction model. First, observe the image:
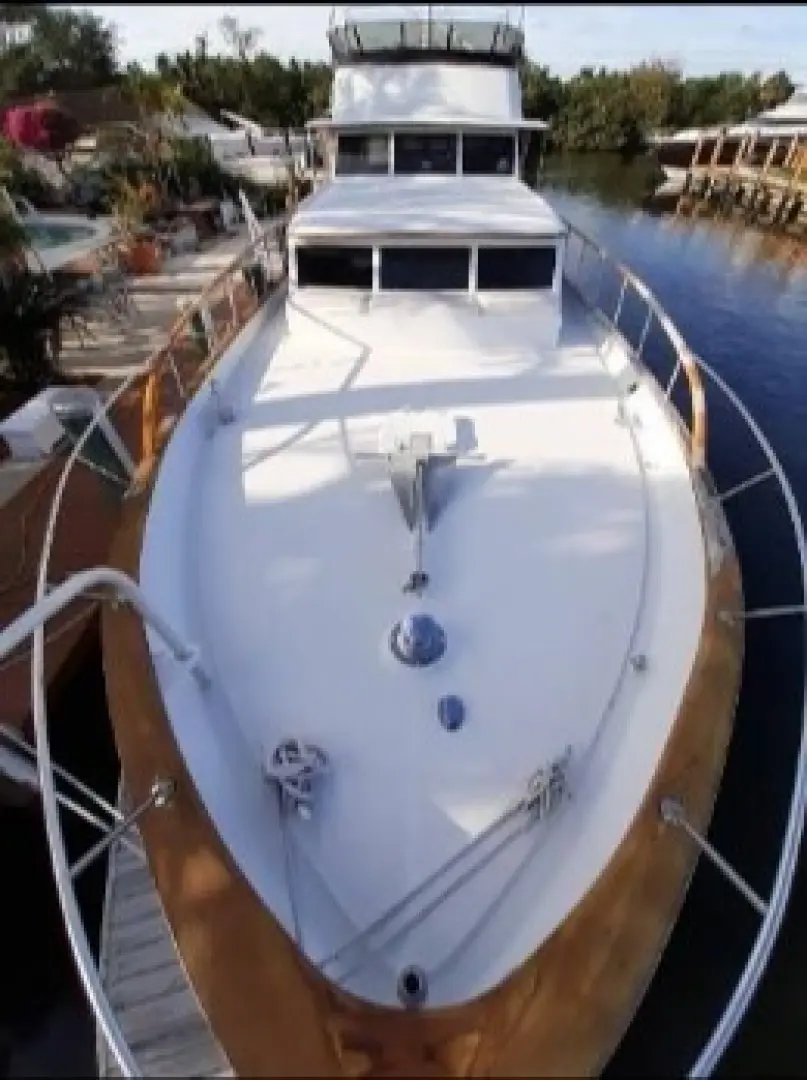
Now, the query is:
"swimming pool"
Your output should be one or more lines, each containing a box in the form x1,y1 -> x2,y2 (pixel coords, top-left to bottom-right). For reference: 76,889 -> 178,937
24,220 -> 98,249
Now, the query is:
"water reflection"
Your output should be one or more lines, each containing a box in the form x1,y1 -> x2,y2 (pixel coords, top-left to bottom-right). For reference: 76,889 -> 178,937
540,152 -> 807,288
540,149 -> 807,1080
540,151 -> 663,209
669,206 -> 807,286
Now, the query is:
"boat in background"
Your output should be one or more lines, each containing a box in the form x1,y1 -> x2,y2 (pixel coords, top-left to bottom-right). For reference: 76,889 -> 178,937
0,6 -> 806,1079
650,85 -> 807,193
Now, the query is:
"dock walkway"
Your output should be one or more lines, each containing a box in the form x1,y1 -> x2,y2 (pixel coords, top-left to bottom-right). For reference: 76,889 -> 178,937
96,827 -> 232,1078
677,130 -> 807,234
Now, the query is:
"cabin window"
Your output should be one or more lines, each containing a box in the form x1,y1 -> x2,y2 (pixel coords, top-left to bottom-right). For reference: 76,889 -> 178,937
335,134 -> 390,175
461,134 -> 516,175
476,246 -> 557,290
393,133 -> 458,175
380,246 -> 470,291
296,245 -> 373,288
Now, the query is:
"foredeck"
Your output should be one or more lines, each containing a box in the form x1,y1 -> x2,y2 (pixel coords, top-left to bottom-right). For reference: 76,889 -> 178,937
135,285 -> 709,1008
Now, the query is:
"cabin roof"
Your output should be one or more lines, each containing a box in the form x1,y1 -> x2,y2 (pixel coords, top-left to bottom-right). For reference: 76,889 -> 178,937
289,176 -> 566,241
307,116 -> 549,131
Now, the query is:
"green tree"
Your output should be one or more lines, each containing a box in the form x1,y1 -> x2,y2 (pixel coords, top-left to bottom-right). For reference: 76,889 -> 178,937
627,60 -> 681,135
522,63 -> 565,122
555,69 -> 644,153
0,5 -> 118,99
218,16 -> 262,63
760,70 -> 795,110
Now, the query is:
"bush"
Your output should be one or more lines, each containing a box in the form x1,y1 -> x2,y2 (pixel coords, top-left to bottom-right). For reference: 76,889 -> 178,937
0,213 -> 27,258
0,271 -> 72,386
0,137 -> 60,209
2,101 -> 82,158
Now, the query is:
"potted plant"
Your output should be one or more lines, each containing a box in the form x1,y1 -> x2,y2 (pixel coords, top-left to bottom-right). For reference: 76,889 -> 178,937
112,177 -> 164,275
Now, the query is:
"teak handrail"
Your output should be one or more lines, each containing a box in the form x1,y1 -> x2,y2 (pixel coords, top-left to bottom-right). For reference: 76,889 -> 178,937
138,225 -> 284,467
563,221 -> 708,470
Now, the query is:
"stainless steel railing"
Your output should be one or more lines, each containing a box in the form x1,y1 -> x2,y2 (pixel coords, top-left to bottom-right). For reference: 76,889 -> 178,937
0,220 -> 285,1078
0,214 -> 804,1077
563,220 -> 807,1078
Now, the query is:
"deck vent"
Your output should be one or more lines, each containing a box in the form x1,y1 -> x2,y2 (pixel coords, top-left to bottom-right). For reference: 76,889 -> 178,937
397,965 -> 428,1009
438,695 -> 465,731
390,613 -> 446,667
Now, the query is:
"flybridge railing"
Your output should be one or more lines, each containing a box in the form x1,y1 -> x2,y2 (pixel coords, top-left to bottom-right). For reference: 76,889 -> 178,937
563,220 -> 807,1077
327,4 -> 526,57
0,214 -> 803,1077
330,5 -> 526,30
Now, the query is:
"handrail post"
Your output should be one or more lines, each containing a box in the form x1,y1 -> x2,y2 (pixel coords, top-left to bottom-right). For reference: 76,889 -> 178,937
636,307 -> 653,359
660,798 -> 768,916
70,779 -> 175,879
613,277 -> 627,327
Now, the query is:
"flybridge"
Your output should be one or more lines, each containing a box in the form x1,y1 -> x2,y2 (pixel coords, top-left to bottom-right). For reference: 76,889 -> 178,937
327,4 -> 526,65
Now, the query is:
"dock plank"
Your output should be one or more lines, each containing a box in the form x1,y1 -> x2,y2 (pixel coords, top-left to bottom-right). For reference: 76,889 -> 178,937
97,821 -> 232,1078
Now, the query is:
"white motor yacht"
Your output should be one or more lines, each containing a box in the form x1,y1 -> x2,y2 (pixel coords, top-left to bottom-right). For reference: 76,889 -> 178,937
3,6 -> 806,1080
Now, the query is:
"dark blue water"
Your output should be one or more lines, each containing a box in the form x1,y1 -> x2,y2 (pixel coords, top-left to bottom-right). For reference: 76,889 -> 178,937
3,155 -> 807,1076
542,156 -> 807,1078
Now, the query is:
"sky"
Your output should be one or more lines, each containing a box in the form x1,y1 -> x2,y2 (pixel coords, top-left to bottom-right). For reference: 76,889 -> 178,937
72,4 -> 807,82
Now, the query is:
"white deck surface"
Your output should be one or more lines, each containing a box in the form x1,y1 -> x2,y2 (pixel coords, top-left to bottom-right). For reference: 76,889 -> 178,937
140,287 -> 706,1008
290,176 -> 565,238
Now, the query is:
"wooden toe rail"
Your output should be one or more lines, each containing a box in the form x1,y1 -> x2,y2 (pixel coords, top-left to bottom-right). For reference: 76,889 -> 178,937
103,437 -> 742,1077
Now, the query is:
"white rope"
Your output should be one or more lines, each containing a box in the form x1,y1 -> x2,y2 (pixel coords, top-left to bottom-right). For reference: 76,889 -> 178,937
263,737 -> 330,948
263,737 -> 330,818
319,754 -> 571,979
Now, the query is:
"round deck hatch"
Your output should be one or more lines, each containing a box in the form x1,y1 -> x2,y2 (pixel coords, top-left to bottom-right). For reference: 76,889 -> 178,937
390,613 -> 446,667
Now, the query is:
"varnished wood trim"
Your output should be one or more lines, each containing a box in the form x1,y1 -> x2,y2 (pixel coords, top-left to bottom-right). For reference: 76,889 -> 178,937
103,486 -> 343,1077
103,304 -> 742,1076
104,464 -> 742,1078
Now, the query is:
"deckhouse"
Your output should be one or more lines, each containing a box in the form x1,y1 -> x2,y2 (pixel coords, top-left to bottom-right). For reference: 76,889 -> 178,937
294,6 -> 563,345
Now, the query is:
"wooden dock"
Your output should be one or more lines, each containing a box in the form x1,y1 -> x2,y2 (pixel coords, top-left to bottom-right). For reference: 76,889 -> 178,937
96,822 -> 232,1078
677,130 -> 807,235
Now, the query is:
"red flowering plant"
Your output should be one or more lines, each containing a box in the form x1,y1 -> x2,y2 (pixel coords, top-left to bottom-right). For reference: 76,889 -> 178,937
1,100 -> 82,173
